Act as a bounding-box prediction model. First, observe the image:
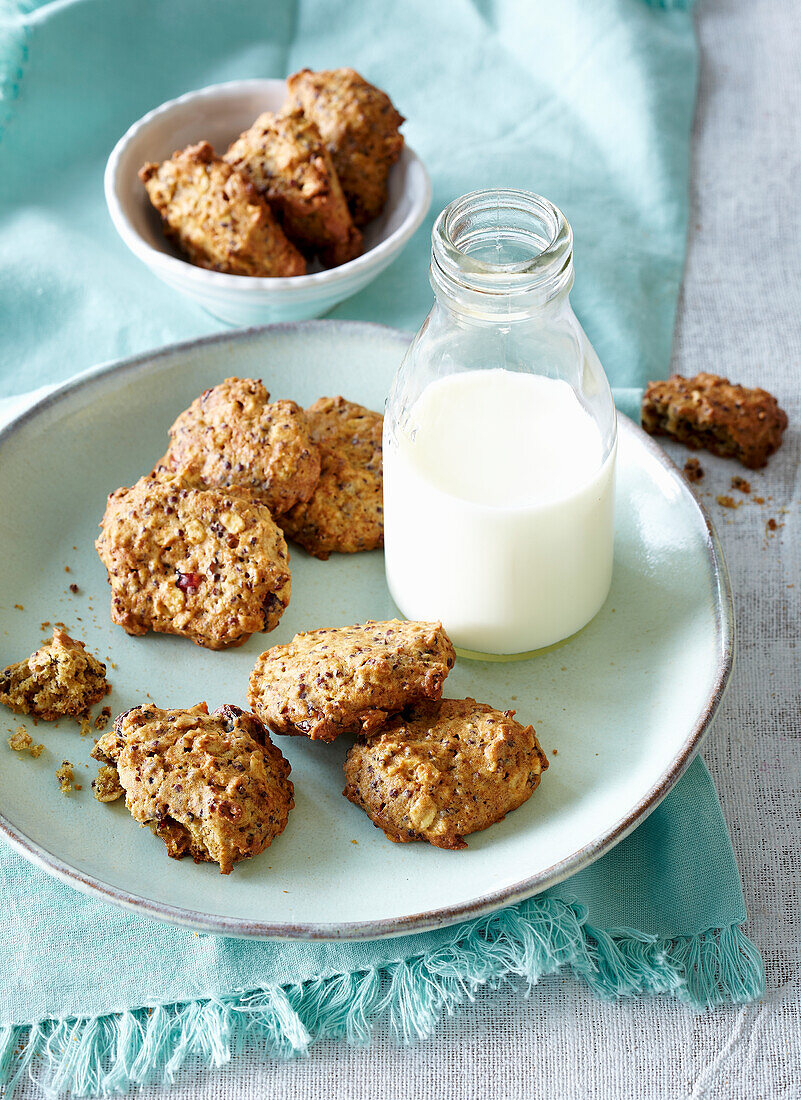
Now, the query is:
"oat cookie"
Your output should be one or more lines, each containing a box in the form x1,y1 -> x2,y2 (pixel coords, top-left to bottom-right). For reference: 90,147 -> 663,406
92,703 -> 293,874
157,377 -> 321,515
225,110 -> 362,267
285,68 -> 404,226
248,619 -> 455,742
96,475 -> 291,650
139,141 -> 306,277
280,396 -> 383,559
344,698 -> 548,849
642,372 -> 788,470
0,628 -> 109,721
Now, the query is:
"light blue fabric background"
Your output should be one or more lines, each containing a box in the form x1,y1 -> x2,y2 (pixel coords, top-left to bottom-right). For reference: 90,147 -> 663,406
0,0 -> 758,1036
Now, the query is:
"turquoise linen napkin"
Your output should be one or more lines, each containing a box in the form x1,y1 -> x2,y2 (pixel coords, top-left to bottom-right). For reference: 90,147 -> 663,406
0,0 -> 764,1094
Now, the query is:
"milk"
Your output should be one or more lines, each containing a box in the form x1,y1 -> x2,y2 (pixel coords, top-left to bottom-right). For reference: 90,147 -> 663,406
383,369 -> 616,655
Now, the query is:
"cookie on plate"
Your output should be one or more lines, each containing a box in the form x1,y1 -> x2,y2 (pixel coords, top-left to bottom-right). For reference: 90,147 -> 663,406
248,619 -> 455,742
0,628 -> 109,721
156,377 -> 321,516
139,141 -> 306,277
642,372 -> 788,470
280,395 -> 383,559
225,110 -> 362,267
96,475 -> 291,650
285,68 -> 404,226
344,698 -> 548,849
92,703 -> 293,874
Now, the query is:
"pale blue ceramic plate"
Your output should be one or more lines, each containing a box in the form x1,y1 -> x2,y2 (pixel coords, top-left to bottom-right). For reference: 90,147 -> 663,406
0,322 -> 732,940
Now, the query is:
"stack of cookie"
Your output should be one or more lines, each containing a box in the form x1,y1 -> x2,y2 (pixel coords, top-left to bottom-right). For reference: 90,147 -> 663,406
248,619 -> 549,851
141,68 -> 404,278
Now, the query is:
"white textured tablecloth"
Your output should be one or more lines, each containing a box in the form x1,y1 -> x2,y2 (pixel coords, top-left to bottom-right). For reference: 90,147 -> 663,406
17,0 -> 801,1095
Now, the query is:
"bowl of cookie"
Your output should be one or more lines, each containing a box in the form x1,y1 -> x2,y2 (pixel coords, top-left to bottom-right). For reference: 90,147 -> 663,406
105,72 -> 431,325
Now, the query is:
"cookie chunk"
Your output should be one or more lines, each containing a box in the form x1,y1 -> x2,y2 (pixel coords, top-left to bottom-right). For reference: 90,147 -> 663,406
280,396 -> 383,559
139,141 -> 306,277
96,475 -> 291,650
249,619 -> 455,742
0,629 -> 109,721
93,763 -> 124,802
344,699 -> 548,849
225,110 -> 362,267
157,377 -> 321,516
285,68 -> 404,226
642,372 -> 788,469
92,703 -> 293,874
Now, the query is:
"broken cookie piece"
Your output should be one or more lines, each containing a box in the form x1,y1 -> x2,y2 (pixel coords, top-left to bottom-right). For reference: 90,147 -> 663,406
92,703 -> 294,874
7,727 -> 44,757
0,629 -> 110,721
642,372 -> 787,469
56,760 -> 74,794
92,763 -> 124,803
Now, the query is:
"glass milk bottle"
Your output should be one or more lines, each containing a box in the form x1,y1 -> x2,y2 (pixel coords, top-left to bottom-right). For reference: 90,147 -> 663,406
383,189 -> 617,657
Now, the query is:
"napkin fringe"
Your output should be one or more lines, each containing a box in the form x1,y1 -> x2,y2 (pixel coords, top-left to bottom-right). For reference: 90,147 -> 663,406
0,899 -> 763,1097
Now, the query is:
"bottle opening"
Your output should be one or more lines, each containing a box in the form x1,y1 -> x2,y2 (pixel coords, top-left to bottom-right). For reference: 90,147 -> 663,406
431,189 -> 573,304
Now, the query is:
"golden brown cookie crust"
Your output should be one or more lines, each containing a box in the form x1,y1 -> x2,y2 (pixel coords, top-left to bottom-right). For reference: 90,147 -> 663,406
139,141 -> 306,277
344,698 -> 548,849
158,377 -> 321,515
92,703 -> 293,874
248,619 -> 455,742
225,110 -> 362,267
0,628 -> 110,721
280,395 -> 383,559
96,475 -> 291,650
642,372 -> 788,469
286,68 -> 404,226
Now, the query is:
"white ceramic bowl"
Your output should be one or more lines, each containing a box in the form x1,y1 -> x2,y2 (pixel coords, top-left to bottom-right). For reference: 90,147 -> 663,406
104,79 -> 431,325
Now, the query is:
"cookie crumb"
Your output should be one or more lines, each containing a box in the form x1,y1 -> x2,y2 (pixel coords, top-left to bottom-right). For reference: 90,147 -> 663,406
56,760 -> 74,793
80,716 -> 92,737
94,706 -> 112,731
753,496 -> 765,504
731,476 -> 751,494
64,566 -> 70,573
8,727 -> 44,757
13,604 -> 23,611
767,518 -> 778,532
552,748 -> 558,755
69,583 -> 79,594
683,457 -> 704,482
40,621 -> 51,630
716,495 -> 740,509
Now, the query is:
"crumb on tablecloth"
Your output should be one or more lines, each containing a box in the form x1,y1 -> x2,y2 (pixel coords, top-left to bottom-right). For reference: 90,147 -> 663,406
683,457 -> 704,482
56,760 -> 74,793
716,495 -> 740,509
69,583 -> 79,594
731,475 -> 751,493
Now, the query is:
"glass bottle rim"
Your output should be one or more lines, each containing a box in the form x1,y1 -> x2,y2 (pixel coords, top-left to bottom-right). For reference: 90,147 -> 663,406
431,189 -> 573,303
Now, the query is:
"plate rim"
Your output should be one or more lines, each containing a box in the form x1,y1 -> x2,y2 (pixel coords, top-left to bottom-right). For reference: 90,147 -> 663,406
0,320 -> 734,941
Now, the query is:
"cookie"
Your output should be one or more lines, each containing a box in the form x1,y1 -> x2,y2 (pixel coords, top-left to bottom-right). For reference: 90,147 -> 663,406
642,372 -> 788,470
139,141 -> 306,277
0,628 -> 109,721
92,703 -> 293,874
225,110 -> 362,267
344,698 -> 548,849
280,396 -> 383,559
285,68 -> 404,226
248,619 -> 455,742
157,377 -> 321,516
96,475 -> 291,650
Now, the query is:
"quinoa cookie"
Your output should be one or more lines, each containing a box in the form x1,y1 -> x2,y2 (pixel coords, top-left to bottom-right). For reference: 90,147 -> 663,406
92,703 -> 293,874
285,68 -> 404,226
0,628 -> 109,721
157,377 -> 321,516
344,698 -> 549,849
280,395 -> 383,559
248,619 -> 455,742
139,142 -> 306,277
225,110 -> 362,267
96,475 -> 291,650
642,372 -> 788,470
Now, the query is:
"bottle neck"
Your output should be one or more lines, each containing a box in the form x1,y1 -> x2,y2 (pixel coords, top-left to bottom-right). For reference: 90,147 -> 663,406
430,189 -> 574,322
